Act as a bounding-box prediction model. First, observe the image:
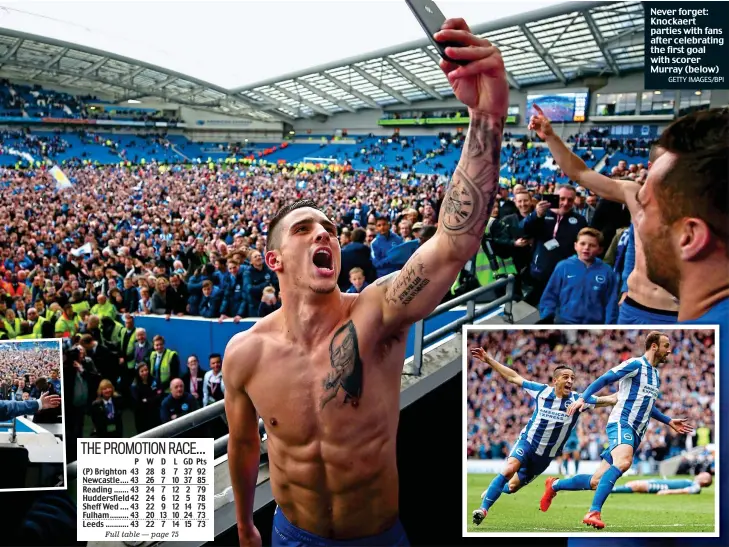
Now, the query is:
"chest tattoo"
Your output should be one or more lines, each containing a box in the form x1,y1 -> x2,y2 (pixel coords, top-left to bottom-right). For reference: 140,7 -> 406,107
320,320 -> 363,409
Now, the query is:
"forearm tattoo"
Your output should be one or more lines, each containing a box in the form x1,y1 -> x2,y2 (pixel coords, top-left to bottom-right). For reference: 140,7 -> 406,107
440,115 -> 504,247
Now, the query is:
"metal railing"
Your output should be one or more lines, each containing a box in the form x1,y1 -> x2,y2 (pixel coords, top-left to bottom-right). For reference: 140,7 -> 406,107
408,275 -> 515,375
0,418 -> 17,443
67,274 -> 516,481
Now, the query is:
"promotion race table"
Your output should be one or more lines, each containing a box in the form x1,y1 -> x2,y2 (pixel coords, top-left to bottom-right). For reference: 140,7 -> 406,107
76,438 -> 214,542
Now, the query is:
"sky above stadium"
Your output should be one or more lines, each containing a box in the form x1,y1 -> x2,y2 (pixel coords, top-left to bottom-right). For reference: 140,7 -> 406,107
0,0 -> 565,89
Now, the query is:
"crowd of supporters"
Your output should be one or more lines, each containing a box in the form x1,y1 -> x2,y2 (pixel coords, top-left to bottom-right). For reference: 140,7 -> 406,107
0,341 -> 62,425
0,123 -> 657,467
466,329 -> 716,465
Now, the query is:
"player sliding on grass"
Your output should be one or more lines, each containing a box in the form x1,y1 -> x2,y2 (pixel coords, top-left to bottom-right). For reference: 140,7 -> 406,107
539,331 -> 694,530
470,348 -> 617,526
611,472 -> 713,496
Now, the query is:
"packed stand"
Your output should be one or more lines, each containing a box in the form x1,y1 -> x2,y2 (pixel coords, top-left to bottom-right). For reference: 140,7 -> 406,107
466,329 -> 715,468
0,341 -> 62,420
0,80 -> 88,119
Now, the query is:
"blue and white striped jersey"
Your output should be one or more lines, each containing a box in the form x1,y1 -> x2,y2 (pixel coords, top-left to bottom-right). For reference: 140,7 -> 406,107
518,381 -> 593,458
647,479 -> 701,494
608,356 -> 661,437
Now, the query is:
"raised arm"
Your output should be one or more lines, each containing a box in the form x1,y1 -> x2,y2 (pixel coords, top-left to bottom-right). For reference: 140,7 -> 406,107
371,18 -> 508,332
223,334 -> 262,547
470,347 -> 524,386
528,105 -> 641,216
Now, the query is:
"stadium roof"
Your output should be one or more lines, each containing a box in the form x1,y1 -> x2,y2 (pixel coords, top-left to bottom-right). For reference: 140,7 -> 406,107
0,0 -> 644,123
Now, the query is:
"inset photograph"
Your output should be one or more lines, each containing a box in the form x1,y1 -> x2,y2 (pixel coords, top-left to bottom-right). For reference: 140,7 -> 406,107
463,328 -> 717,537
0,339 -> 66,491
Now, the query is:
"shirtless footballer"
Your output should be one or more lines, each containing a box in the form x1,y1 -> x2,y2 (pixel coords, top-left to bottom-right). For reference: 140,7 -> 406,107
223,18 -> 509,547
528,105 -> 679,324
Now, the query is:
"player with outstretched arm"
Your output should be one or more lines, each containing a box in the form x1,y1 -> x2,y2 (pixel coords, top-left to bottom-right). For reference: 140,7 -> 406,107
470,348 -> 617,526
540,331 -> 694,529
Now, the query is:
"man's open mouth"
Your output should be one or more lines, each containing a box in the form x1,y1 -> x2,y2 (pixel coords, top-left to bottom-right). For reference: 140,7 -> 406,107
313,249 -> 333,271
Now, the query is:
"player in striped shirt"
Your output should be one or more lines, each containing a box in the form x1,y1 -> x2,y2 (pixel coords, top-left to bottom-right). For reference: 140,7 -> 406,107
539,331 -> 694,529
611,473 -> 712,496
470,348 -> 617,526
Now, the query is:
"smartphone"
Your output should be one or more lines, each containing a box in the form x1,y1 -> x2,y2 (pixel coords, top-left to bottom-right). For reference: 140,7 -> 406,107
404,0 -> 468,66
544,194 -> 560,208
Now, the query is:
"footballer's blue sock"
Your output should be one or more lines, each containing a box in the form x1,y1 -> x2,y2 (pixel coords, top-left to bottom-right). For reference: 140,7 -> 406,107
481,474 -> 508,511
611,485 -> 633,493
502,483 -> 513,495
553,474 -> 592,491
574,459 -> 580,474
590,465 -> 623,512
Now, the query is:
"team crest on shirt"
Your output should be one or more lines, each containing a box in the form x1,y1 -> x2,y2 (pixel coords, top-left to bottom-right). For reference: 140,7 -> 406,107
181,403 -> 189,411
595,275 -> 606,283
568,217 -> 578,225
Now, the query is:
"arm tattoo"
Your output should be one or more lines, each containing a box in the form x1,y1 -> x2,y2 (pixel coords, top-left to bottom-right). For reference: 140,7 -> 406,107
384,254 -> 430,306
440,115 -> 505,248
320,320 -> 363,410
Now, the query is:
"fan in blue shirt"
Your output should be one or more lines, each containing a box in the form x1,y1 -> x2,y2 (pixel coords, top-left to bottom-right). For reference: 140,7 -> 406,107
539,227 -> 618,324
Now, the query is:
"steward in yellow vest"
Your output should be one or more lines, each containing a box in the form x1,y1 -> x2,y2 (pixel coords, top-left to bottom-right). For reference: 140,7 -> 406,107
150,335 -> 180,394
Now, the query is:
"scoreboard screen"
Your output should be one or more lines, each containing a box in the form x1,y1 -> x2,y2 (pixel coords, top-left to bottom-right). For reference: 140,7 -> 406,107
526,89 -> 589,123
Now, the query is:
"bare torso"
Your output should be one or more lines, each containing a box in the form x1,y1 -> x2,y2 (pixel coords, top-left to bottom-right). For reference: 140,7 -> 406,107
232,294 -> 406,539
626,221 -> 679,312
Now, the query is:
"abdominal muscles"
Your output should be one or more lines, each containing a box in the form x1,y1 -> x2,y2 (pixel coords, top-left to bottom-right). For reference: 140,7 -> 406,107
266,405 -> 400,539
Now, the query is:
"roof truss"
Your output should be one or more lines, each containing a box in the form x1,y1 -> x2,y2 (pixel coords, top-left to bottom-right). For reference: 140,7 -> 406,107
0,1 -> 645,122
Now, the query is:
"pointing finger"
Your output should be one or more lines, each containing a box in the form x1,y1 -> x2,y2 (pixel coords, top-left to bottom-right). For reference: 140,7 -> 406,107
533,104 -> 545,116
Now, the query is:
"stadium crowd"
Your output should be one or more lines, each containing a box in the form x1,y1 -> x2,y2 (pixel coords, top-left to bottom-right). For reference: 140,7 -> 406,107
466,330 -> 716,470
0,342 -> 62,420
0,119 -> 655,463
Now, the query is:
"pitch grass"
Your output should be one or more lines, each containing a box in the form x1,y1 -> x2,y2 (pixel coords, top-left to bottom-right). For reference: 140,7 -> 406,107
466,474 -> 715,533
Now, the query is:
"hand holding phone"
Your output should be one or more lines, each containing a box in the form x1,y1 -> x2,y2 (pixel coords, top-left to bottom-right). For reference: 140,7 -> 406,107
544,194 -> 560,208
404,0 -> 509,118
405,0 -> 468,66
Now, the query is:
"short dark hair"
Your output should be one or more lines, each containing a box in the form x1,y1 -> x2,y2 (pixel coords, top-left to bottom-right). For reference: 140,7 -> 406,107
655,108 -> 729,252
645,331 -> 667,351
420,225 -> 437,240
350,227 -> 366,244
209,353 -> 222,362
553,364 -> 574,379
267,199 -> 321,251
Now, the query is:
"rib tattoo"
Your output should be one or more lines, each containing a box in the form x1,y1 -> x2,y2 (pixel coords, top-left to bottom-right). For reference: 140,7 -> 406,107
320,320 -> 363,409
